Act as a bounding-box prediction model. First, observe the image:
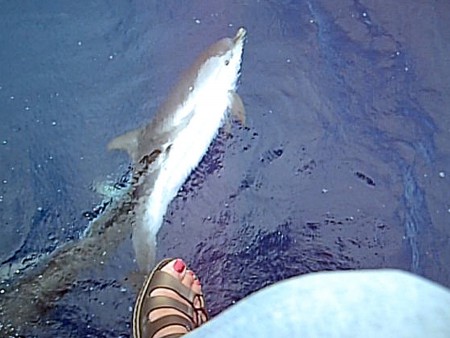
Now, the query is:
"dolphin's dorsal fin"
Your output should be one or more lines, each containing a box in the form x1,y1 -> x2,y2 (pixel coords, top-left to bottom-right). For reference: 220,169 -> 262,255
229,90 -> 246,125
108,128 -> 141,162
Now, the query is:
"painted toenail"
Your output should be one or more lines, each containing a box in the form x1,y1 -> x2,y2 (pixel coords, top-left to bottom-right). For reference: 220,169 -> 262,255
173,259 -> 186,273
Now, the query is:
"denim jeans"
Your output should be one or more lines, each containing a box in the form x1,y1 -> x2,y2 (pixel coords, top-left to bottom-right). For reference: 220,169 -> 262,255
186,269 -> 450,338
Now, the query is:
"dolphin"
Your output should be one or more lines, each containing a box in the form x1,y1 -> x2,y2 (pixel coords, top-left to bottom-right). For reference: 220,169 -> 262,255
108,27 -> 247,271
0,27 -> 247,335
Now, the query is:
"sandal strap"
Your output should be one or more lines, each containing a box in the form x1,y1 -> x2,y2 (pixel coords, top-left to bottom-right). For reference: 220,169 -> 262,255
192,294 -> 209,323
142,314 -> 193,338
148,271 -> 197,304
142,295 -> 194,322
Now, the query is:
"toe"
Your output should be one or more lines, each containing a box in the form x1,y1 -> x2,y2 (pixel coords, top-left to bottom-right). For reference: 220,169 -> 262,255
160,258 -> 186,280
191,276 -> 202,295
182,270 -> 196,288
150,259 -> 186,299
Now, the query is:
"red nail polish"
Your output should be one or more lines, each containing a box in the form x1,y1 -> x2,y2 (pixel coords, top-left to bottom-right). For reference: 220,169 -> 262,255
173,259 -> 186,273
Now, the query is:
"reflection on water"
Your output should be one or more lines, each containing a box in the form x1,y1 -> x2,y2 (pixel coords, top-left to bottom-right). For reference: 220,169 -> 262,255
1,0 -> 449,336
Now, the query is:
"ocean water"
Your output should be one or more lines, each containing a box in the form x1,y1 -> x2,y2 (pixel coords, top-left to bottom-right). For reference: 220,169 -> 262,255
1,1 -> 449,337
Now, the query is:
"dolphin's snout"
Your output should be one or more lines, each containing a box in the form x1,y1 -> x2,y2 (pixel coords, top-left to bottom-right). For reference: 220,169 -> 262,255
234,27 -> 247,44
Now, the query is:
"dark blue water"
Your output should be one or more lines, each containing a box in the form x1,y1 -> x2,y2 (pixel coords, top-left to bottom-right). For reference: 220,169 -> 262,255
1,1 -> 449,337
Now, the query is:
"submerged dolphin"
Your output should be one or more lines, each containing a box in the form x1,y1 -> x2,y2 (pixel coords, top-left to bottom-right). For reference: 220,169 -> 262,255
0,28 -> 247,334
108,27 -> 247,271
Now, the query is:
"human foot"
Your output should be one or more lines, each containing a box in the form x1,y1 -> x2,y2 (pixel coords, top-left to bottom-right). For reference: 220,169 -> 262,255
133,258 -> 208,338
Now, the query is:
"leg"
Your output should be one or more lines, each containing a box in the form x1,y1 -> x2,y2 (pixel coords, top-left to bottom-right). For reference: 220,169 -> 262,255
186,269 -> 450,338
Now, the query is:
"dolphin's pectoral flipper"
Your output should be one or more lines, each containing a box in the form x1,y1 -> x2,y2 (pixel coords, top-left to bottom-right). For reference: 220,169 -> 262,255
108,128 -> 142,162
229,90 -> 246,125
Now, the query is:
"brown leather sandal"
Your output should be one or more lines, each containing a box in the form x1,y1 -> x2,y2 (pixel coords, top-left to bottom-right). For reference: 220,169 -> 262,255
133,258 -> 208,338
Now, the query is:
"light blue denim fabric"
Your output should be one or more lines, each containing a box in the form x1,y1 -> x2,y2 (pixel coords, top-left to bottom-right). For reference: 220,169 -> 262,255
186,269 -> 450,338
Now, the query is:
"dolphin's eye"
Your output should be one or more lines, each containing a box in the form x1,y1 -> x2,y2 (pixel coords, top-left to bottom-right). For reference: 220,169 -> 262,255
225,60 -> 230,66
